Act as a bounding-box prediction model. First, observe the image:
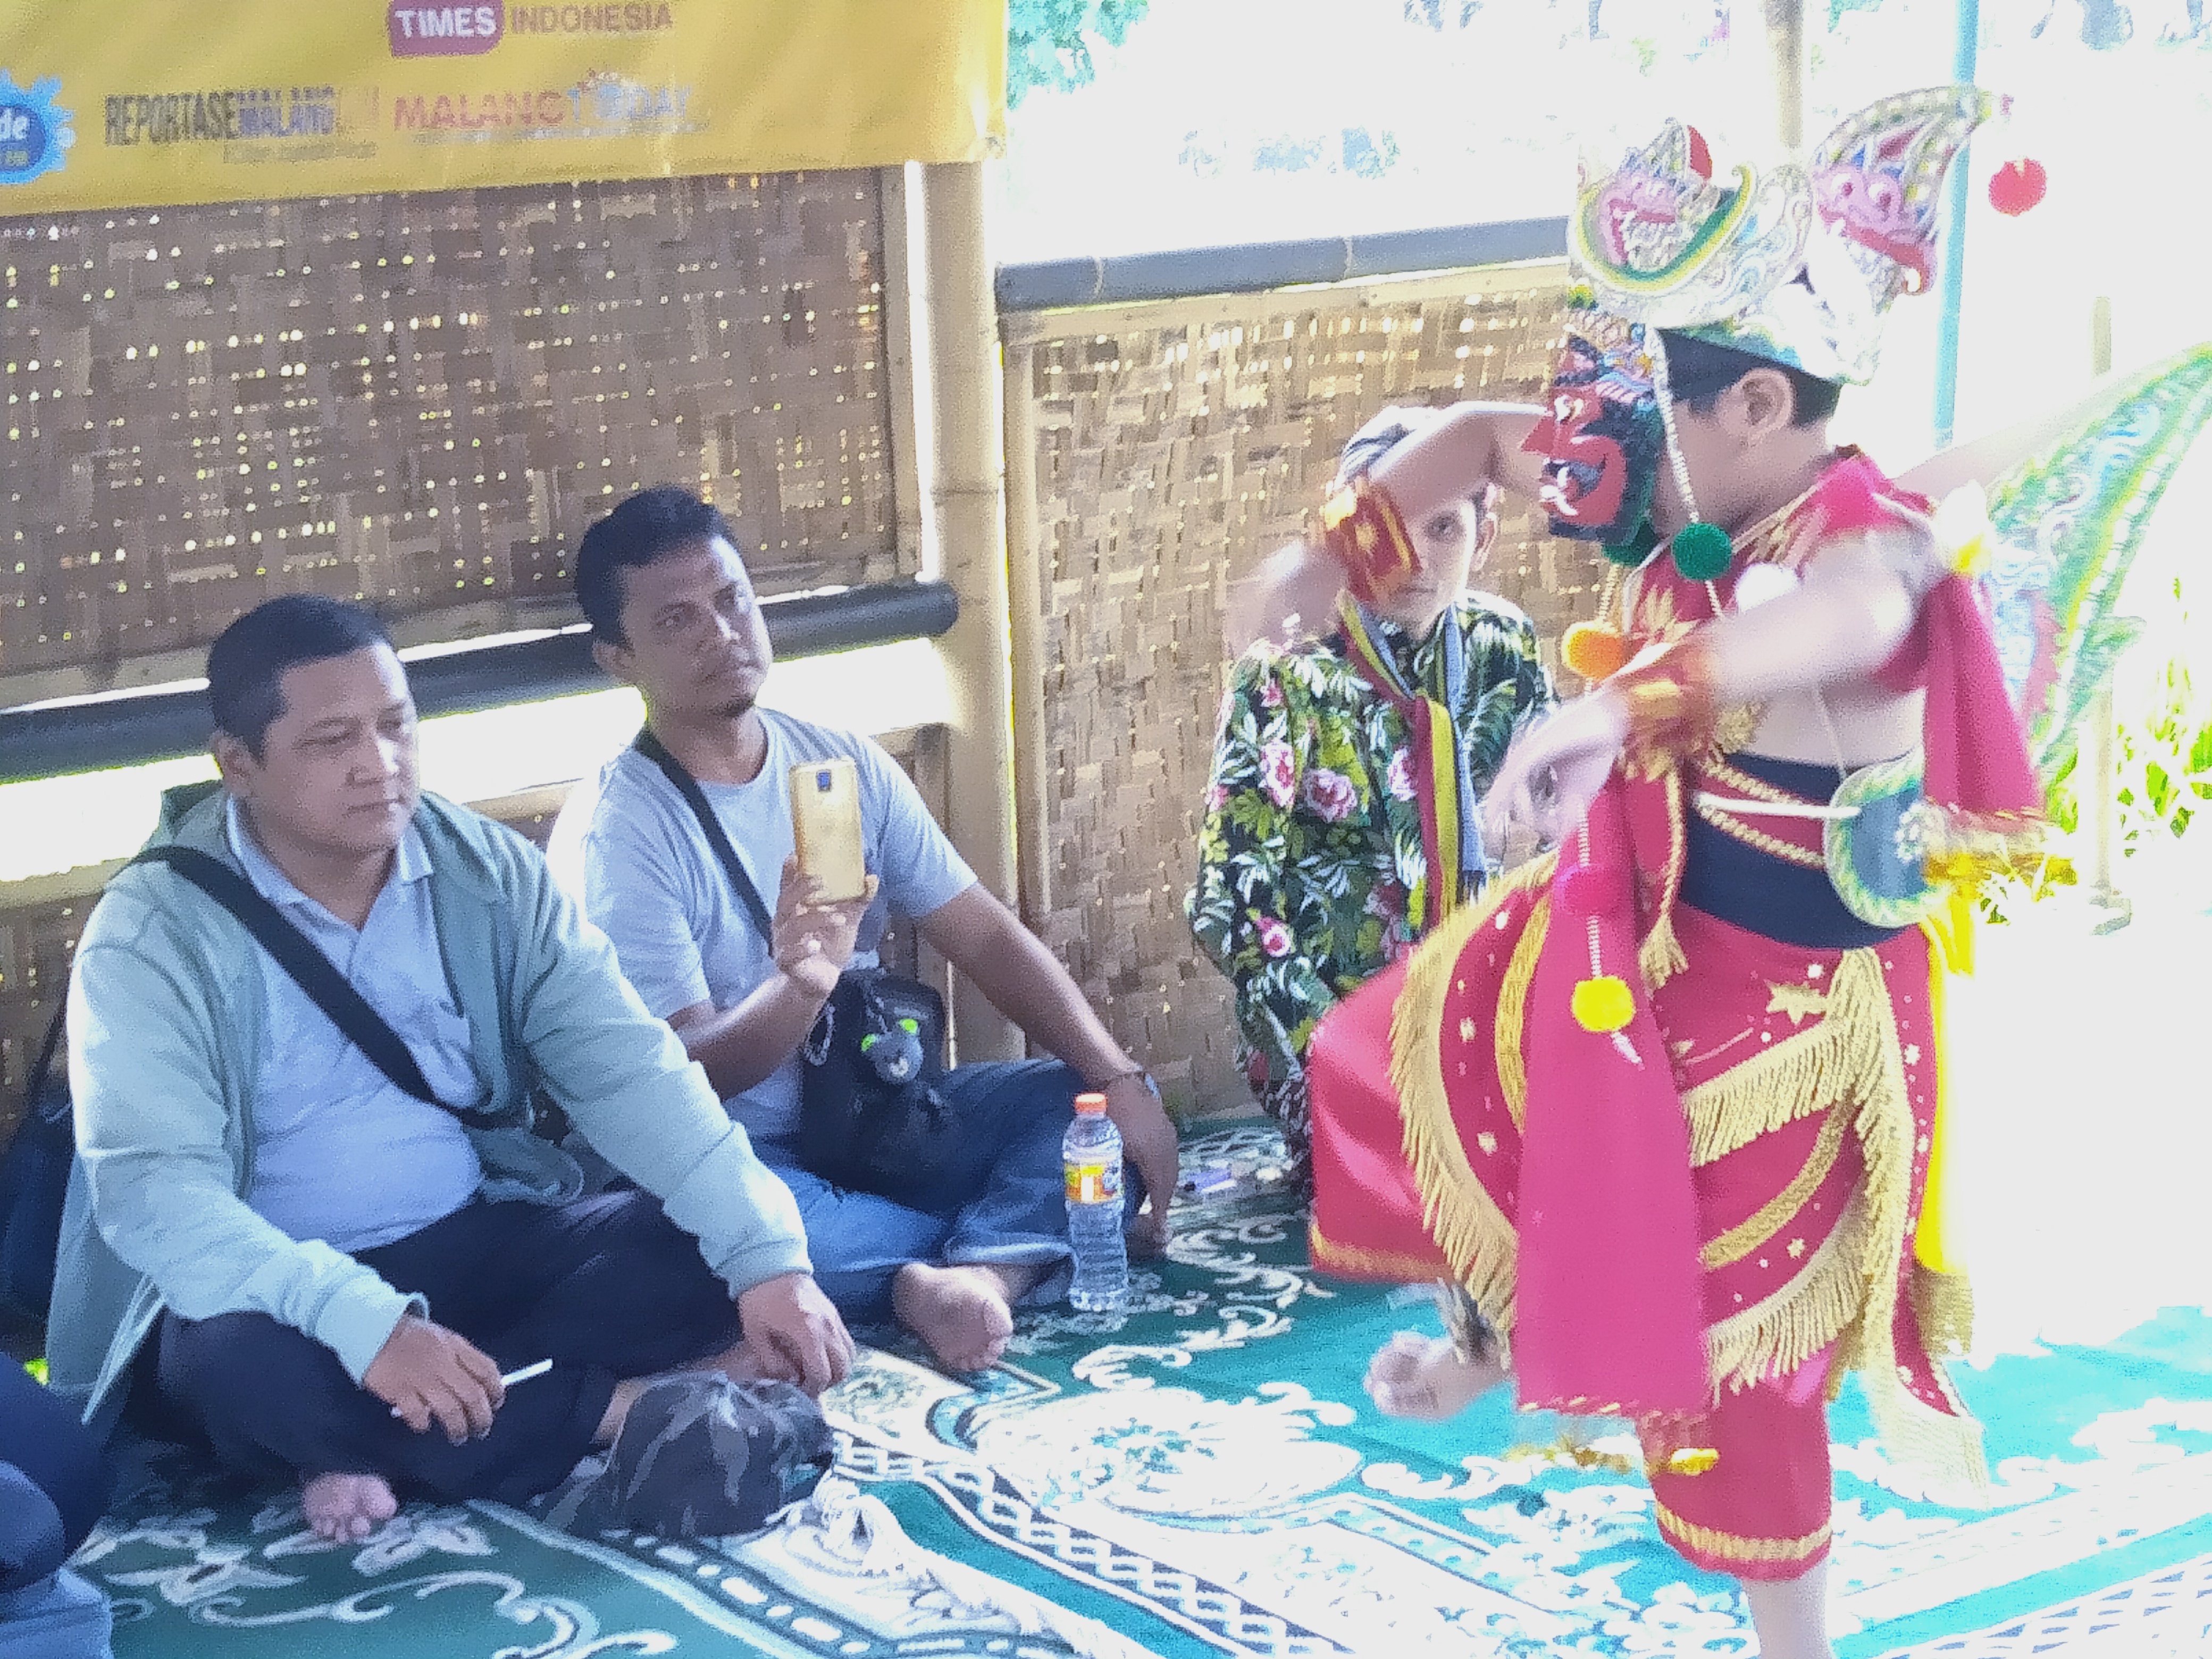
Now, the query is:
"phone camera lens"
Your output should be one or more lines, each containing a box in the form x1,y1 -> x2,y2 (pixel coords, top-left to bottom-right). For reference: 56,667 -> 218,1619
815,770 -> 832,791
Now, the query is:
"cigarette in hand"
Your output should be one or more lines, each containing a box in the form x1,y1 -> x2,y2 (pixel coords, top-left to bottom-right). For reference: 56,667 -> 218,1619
389,1358 -> 553,1418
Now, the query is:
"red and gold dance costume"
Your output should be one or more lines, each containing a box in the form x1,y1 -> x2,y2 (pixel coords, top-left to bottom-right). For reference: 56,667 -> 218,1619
1313,452 -> 2041,1578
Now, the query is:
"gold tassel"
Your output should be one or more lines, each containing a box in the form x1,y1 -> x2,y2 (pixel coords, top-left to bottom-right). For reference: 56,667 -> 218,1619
1910,1266 -> 1977,1358
1638,908 -> 1688,990
1859,1347 -> 1993,1503
1638,770 -> 1691,991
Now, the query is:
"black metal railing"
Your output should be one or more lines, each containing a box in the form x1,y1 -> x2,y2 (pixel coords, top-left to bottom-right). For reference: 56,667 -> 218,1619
0,580 -> 959,785
995,217 -> 1569,312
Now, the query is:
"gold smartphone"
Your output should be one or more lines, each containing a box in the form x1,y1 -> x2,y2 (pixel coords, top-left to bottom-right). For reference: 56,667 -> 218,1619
788,758 -> 868,902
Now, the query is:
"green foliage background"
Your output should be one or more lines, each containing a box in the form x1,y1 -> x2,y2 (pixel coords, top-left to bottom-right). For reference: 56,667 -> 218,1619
1008,0 -> 1152,106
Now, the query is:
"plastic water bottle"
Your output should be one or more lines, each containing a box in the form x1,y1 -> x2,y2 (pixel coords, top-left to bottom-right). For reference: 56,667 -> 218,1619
1063,1092 -> 1129,1312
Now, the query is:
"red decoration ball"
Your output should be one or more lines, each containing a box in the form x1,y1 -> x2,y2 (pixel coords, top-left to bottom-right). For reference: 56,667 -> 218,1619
1988,158 -> 2048,217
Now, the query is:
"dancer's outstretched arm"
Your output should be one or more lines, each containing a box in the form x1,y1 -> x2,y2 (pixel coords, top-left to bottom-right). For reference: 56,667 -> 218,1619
1224,404 -> 1540,653
1366,402 -> 1546,524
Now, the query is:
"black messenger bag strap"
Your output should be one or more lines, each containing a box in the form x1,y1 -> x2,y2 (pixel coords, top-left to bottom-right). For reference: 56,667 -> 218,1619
631,727 -> 776,940
133,844 -> 450,1112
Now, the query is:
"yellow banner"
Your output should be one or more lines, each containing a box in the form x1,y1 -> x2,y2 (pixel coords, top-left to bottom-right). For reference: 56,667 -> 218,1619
0,2 -> 1006,212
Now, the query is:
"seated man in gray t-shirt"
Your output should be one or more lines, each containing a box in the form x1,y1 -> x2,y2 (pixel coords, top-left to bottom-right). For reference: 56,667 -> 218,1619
552,487 -> 1180,1375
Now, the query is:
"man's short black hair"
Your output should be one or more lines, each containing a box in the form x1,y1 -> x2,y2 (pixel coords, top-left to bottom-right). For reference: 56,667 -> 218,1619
574,485 -> 736,644
207,595 -> 394,759
1659,329 -> 1843,428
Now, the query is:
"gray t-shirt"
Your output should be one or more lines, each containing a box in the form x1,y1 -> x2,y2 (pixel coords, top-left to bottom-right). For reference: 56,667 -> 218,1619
225,800 -> 485,1253
556,713 -> 976,1148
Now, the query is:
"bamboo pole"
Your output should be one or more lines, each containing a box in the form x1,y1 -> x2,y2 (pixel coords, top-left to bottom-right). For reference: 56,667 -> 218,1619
1764,0 -> 1807,152
1932,0 -> 1980,447
1002,340 -> 1053,931
879,162 -> 932,579
917,159 -> 1023,1061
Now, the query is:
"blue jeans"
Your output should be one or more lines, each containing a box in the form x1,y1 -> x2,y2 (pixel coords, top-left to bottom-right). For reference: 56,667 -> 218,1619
758,1059 -> 1096,1324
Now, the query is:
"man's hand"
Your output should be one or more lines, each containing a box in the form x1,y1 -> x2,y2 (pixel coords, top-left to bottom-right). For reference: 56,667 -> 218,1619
363,1314 -> 505,1444
736,1272 -> 855,1396
1102,1073 -> 1179,1258
771,857 -> 876,1000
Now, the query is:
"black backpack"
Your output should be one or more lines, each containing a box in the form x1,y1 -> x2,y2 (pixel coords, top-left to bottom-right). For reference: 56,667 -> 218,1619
0,1009 -> 71,1326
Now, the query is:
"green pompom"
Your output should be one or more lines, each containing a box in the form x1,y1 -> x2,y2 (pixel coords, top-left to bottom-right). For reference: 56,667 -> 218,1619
1671,520 -> 1734,581
1601,518 -> 1658,566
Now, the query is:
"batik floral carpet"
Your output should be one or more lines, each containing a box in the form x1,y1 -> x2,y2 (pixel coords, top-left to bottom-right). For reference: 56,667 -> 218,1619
88,1127 -> 2212,1658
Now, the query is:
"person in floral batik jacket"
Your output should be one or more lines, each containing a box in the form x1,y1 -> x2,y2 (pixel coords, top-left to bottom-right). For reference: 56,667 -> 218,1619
1188,408 -> 1553,1184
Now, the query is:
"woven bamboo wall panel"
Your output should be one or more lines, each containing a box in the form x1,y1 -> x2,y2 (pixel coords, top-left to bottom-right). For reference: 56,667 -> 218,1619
0,171 -> 901,705
1018,266 -> 1601,1112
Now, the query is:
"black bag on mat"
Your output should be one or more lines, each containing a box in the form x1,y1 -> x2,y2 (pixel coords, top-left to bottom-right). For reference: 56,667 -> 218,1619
530,1372 -> 833,1538
0,1008 -> 72,1326
631,730 -> 961,1201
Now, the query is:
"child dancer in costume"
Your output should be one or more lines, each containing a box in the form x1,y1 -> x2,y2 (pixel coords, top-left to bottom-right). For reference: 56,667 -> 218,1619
1312,90 -> 2039,1659
1189,409 -> 1555,1189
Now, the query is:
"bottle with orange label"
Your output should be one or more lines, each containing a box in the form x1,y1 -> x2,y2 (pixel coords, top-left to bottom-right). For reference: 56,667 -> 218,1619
1062,1093 -> 1128,1313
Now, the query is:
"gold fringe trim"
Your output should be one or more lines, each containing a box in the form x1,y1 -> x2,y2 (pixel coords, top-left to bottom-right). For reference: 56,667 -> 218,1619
1840,941 -> 1993,1502
1391,851 -> 1558,1337
1653,1502 -> 1831,1568
1834,943 -> 1914,1378
1700,1104 -> 1849,1271
1494,894 -> 1550,1135
1712,703 -> 1766,755
1307,1219 -> 1447,1284
1858,1349 -> 1992,1505
1682,948 -> 1888,1167
1705,1191 -> 1872,1392
1910,1266 -> 1976,1359
1637,768 -> 1690,991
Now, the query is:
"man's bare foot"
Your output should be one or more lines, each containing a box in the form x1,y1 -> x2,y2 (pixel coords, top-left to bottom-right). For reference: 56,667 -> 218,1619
1364,1331 -> 1509,1421
892,1262 -> 1021,1374
300,1471 -> 398,1542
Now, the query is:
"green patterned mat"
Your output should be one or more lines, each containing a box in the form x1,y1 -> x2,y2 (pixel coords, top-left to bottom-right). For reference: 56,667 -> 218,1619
87,1127 -> 2212,1657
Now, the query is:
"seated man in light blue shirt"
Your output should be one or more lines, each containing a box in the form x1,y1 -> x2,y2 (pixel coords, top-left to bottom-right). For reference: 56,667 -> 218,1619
554,487 -> 1180,1375
52,596 -> 852,1545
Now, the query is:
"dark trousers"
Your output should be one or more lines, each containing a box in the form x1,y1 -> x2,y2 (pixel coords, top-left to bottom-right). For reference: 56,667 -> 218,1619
1,1360 -> 105,1592
155,1192 -> 741,1507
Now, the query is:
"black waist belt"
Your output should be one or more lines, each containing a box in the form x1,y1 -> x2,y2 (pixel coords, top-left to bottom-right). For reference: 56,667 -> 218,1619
1678,753 -> 1907,950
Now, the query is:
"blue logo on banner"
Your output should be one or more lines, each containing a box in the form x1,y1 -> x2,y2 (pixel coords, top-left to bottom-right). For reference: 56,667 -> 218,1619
0,73 -> 74,186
